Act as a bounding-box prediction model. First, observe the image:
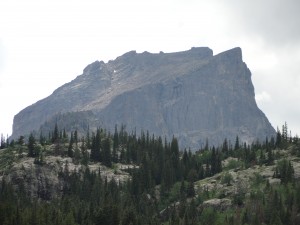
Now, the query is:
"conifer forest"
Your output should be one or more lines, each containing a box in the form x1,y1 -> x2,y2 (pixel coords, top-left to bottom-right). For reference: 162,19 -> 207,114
1,123 -> 300,225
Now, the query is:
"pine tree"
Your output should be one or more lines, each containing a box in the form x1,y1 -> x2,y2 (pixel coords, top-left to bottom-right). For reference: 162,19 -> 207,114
0,134 -> 6,149
86,126 -> 91,149
171,137 -> 179,159
198,164 -> 204,179
259,149 -> 266,165
267,144 -> 274,165
287,161 -> 294,183
205,162 -> 211,177
282,122 -> 288,143
161,160 -> 174,192
222,138 -> 229,156
102,138 -> 112,167
186,181 -> 195,198
210,147 -> 217,175
74,130 -> 78,146
18,136 -> 25,145
67,132 -> 74,158
112,125 -> 119,163
171,137 -> 180,179
63,129 -> 68,143
80,137 -> 89,166
276,127 -> 282,148
204,138 -> 209,151
270,136 -> 275,149
234,136 -> 240,151
91,129 -> 101,162
180,180 -> 186,198
28,133 -> 36,157
39,132 -> 46,146
52,123 -> 59,143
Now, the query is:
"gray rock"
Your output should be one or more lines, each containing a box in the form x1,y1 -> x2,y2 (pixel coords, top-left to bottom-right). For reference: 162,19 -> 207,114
5,157 -> 63,200
2,154 -> 131,200
268,178 -> 281,185
202,198 -> 232,211
11,47 -> 275,149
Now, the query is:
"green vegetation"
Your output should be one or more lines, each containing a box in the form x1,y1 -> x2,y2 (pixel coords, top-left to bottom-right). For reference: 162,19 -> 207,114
0,122 -> 300,224
221,172 -> 233,186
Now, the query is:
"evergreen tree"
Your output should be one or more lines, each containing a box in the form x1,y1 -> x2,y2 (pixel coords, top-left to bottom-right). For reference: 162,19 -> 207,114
67,132 -> 74,158
171,137 -> 179,159
276,127 -> 282,148
28,133 -> 36,157
267,144 -> 274,165
120,206 -> 138,225
205,162 -> 211,177
259,148 -> 266,165
161,160 -> 174,193
74,130 -> 78,146
186,181 -> 195,198
80,137 -> 89,166
102,138 -> 112,167
86,126 -> 91,149
222,138 -> 229,156
171,137 -> 180,179
52,123 -> 59,143
0,134 -> 6,149
204,138 -> 209,151
274,159 -> 294,184
210,147 -> 222,175
62,129 -> 68,143
91,129 -> 101,161
180,180 -> 186,198
216,151 -> 222,173
39,132 -> 46,146
282,122 -> 288,142
234,136 -> 240,151
18,136 -> 25,145
112,125 -> 119,163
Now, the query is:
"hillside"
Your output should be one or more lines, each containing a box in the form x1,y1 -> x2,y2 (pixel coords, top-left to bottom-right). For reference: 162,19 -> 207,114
1,126 -> 300,224
12,47 -> 275,149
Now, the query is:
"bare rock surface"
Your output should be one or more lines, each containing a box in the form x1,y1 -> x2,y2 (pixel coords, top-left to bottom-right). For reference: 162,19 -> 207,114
202,198 -> 232,211
2,154 -> 131,200
11,47 -> 275,149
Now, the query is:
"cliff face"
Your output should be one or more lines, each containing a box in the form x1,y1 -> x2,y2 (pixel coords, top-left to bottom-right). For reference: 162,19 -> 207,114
12,47 -> 275,149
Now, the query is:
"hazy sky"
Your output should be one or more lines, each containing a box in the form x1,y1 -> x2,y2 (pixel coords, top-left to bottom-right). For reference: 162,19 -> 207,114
0,0 -> 300,138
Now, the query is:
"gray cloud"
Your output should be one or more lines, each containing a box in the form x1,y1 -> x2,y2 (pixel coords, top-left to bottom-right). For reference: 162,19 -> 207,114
224,0 -> 300,47
217,0 -> 300,135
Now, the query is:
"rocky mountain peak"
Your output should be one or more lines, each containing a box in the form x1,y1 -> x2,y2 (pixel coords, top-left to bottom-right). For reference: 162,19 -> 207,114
216,47 -> 242,59
11,47 -> 275,149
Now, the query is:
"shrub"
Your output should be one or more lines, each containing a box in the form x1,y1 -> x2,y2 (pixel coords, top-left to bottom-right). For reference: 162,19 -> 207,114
221,172 -> 233,186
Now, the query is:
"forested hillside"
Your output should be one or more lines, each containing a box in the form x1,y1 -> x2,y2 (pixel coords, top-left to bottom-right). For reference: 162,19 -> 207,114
1,123 -> 300,225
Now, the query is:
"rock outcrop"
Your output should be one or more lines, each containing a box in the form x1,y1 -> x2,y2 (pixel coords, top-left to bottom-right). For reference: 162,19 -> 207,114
2,153 -> 131,200
12,47 -> 275,149
202,198 -> 232,211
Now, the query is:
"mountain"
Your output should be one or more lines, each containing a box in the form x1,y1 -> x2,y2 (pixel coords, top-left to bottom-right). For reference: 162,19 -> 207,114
12,47 -> 275,149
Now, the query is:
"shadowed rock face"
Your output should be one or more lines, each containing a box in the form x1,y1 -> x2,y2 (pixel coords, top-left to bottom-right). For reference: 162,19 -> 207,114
12,47 -> 275,149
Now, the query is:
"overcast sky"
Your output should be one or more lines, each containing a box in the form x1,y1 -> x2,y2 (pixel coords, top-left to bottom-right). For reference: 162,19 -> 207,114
0,0 -> 299,138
